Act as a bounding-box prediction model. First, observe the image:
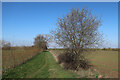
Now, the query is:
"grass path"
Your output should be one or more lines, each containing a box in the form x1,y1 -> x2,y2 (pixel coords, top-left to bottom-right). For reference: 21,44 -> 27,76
3,51 -> 79,78
26,52 -> 48,78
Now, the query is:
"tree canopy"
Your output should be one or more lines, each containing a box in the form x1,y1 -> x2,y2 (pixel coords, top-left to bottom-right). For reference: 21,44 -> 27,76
52,8 -> 102,54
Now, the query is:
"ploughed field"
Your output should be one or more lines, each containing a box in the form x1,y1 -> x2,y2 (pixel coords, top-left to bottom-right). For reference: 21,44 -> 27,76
50,50 -> 118,78
87,50 -> 118,78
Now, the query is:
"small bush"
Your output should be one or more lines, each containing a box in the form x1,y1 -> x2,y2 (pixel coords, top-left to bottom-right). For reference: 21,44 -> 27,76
57,52 -> 90,70
58,52 -> 74,64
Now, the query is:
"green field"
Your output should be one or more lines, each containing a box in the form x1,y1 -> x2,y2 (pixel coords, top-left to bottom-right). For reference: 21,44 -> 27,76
3,51 -> 80,78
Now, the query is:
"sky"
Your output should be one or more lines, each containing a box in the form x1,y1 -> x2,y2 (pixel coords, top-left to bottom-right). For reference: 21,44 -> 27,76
2,2 -> 118,48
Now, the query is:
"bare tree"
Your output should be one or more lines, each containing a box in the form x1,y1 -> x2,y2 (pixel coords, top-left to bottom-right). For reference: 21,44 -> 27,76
52,8 -> 103,70
34,34 -> 48,50
34,34 -> 52,50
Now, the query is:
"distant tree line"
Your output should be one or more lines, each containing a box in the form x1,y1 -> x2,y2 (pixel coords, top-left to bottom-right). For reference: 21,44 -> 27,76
0,40 -> 11,49
0,34 -> 52,51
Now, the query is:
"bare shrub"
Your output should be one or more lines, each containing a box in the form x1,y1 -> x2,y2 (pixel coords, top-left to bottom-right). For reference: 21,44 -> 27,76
58,52 -> 90,70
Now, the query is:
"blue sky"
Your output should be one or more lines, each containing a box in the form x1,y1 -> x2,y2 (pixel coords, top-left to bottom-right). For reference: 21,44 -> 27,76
2,2 -> 118,48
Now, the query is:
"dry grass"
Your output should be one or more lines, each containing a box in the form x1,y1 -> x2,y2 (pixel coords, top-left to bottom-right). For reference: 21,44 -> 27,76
2,47 -> 41,74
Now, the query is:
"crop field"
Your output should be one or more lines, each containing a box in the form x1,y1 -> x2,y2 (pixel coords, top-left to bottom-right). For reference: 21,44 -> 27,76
87,50 -> 118,78
2,47 -> 40,74
50,50 -> 118,78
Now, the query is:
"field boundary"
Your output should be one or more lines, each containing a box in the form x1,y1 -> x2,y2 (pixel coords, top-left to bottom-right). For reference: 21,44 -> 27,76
3,51 -> 42,75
